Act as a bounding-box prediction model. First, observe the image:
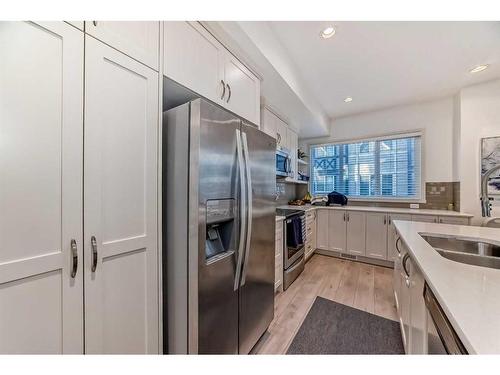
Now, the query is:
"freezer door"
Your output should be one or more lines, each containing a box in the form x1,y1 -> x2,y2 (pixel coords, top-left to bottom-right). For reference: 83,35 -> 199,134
238,124 -> 276,354
196,100 -> 242,354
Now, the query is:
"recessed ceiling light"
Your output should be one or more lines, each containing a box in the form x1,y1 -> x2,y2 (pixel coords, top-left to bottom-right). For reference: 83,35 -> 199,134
469,64 -> 489,74
320,26 -> 336,39
344,97 -> 353,103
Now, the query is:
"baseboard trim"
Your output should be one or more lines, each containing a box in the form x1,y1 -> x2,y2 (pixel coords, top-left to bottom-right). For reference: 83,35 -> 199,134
315,249 -> 394,268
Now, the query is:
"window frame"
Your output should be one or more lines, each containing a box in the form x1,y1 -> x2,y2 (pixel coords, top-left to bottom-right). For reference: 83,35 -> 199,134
308,130 -> 426,203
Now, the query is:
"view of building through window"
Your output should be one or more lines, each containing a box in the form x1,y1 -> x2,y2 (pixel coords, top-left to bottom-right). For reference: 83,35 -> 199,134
310,135 -> 421,200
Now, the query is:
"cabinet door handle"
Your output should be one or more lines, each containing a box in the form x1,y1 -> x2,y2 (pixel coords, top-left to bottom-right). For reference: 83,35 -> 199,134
347,213 -> 350,222
226,83 -> 231,103
91,235 -> 98,272
343,212 -> 346,221
395,236 -> 401,254
70,239 -> 78,278
402,253 -> 410,277
92,21 -> 98,26
384,215 -> 387,225
388,216 -> 391,225
220,80 -> 226,100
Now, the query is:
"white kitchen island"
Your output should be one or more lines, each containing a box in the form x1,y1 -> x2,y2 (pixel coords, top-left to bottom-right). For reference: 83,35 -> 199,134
394,220 -> 500,354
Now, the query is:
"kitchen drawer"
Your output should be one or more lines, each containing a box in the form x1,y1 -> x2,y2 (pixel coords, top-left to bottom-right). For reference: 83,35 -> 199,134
305,241 -> 314,256
438,216 -> 470,225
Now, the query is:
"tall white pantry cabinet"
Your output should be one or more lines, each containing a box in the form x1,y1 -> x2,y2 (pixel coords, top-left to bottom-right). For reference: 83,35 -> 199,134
0,21 -> 159,354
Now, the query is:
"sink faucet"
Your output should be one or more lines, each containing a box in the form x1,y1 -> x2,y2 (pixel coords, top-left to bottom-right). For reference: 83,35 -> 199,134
481,164 -> 500,217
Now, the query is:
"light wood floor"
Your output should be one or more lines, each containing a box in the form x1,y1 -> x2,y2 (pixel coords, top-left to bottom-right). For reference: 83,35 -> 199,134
253,254 -> 397,354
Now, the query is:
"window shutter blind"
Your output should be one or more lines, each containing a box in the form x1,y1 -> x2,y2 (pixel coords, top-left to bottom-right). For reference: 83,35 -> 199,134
311,135 -> 421,200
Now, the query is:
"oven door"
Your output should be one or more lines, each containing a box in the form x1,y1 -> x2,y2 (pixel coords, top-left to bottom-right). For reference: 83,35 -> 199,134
284,214 -> 305,269
276,150 -> 291,177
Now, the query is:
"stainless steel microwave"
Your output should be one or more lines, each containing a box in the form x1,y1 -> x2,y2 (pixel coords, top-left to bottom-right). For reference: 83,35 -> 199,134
276,149 -> 292,177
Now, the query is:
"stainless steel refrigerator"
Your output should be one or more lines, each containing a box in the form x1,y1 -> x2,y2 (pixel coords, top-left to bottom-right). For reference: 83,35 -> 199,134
163,99 -> 276,354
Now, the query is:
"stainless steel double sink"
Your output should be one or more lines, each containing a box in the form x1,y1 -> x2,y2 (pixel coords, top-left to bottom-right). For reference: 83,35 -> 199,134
421,235 -> 500,269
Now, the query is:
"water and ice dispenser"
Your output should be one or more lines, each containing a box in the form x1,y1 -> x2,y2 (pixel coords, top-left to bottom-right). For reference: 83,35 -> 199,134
205,199 -> 236,262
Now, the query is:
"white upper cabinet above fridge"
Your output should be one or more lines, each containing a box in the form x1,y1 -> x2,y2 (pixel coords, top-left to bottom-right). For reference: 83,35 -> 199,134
164,21 -> 225,105
163,21 -> 261,125
222,52 -> 261,125
85,21 -> 160,70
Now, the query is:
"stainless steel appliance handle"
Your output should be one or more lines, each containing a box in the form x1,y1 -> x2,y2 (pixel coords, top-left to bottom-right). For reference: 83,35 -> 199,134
402,252 -> 410,277
424,283 -> 467,354
70,239 -> 78,278
234,129 -> 247,291
240,131 -> 253,286
91,235 -> 98,272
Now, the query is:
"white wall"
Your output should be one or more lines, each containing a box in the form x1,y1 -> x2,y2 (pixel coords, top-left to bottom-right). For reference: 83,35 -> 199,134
301,97 -> 456,182
459,79 -> 500,224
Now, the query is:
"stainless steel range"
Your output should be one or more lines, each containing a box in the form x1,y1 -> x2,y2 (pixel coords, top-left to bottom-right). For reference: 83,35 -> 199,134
277,209 -> 306,290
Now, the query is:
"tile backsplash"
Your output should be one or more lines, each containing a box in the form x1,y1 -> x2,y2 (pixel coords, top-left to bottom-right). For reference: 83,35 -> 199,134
294,181 -> 461,211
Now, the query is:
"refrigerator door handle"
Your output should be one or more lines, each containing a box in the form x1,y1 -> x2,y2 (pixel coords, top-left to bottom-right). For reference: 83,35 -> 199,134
240,131 -> 253,287
234,129 -> 247,291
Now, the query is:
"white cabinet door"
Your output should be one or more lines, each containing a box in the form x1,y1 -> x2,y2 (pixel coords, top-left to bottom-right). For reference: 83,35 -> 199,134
275,221 -> 283,291
399,245 -> 411,353
346,211 -> 366,256
438,216 -> 469,225
275,117 -> 288,151
0,21 -> 84,354
86,21 -> 160,70
261,108 -> 277,139
164,22 -> 224,104
412,214 -> 438,223
365,213 -> 388,260
287,129 -> 298,180
387,214 -> 412,261
223,52 -> 261,125
409,259 -> 427,354
84,36 -> 159,354
316,209 -> 330,250
328,210 -> 347,252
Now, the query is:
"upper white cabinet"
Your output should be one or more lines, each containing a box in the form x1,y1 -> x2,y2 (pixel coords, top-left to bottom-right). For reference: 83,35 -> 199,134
84,36 -> 159,354
0,21 -> 84,354
164,21 -> 224,104
85,21 -> 160,70
164,21 -> 261,125
276,117 -> 288,150
223,53 -> 261,125
365,213 -> 388,259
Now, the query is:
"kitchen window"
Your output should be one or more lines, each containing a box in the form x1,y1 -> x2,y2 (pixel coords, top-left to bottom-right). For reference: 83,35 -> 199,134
310,133 -> 422,201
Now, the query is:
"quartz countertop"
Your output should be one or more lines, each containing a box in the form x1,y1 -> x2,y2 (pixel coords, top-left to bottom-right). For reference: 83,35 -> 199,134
394,220 -> 500,354
276,204 -> 473,218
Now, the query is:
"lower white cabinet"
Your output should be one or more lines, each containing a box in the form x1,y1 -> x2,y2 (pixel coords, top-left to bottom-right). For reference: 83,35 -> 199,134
393,233 -> 427,354
316,209 -> 329,250
0,21 -> 84,354
409,258 -> 426,354
412,214 -> 438,223
305,210 -> 317,260
438,216 -> 470,225
275,221 -> 283,291
84,36 -> 159,354
328,210 -> 346,252
345,211 -> 366,256
365,213 -> 388,259
387,214 -> 412,261
85,21 -> 160,70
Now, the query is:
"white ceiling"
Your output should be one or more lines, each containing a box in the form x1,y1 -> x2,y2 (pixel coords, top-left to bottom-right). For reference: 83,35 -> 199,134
267,21 -> 500,128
